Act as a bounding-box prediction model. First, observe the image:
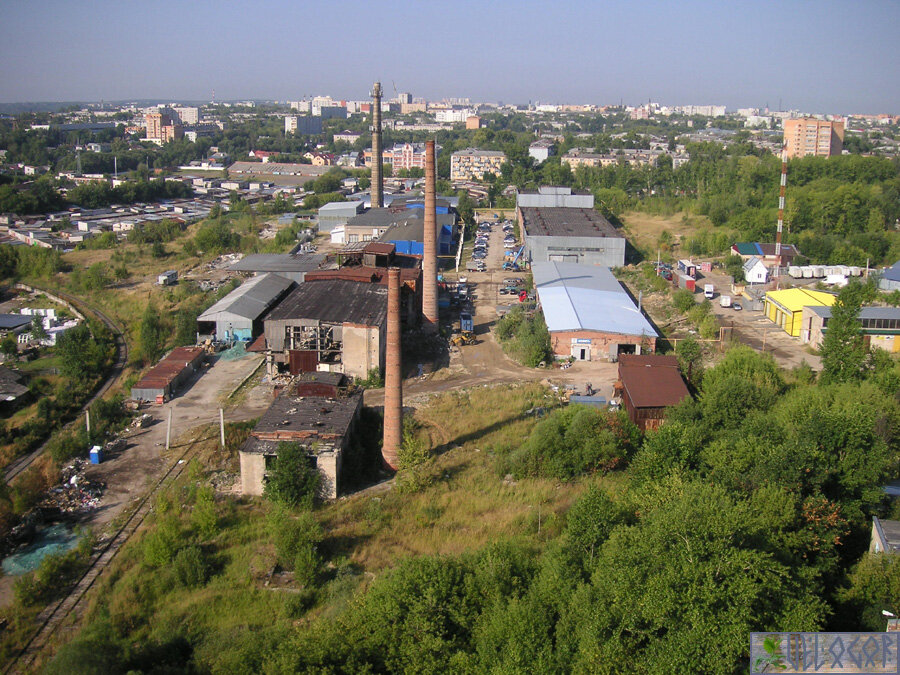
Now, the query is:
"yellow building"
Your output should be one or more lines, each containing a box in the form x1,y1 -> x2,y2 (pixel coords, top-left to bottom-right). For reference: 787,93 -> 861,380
764,288 -> 836,337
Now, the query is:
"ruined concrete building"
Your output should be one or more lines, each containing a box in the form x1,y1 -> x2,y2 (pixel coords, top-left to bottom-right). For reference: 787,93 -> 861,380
239,372 -> 362,499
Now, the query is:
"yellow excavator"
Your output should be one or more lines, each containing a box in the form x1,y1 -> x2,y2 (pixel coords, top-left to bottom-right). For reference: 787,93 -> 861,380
450,331 -> 476,347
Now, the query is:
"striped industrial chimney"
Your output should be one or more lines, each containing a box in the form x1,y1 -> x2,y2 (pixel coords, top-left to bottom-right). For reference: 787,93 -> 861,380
382,267 -> 402,469
371,82 -> 384,209
422,139 -> 439,332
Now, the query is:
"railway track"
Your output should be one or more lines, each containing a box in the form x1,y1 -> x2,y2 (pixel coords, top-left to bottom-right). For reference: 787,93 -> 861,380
3,287 -> 128,484
5,430 -> 212,674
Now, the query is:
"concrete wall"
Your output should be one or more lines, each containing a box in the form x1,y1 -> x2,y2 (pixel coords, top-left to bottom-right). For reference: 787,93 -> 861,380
550,330 -> 654,361
526,235 -> 625,267
341,323 -> 383,379
239,452 -> 266,496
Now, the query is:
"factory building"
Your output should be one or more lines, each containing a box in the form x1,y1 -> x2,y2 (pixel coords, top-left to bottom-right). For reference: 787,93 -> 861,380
262,278 -> 388,379
337,207 -> 456,254
801,305 -> 900,352
197,273 -> 295,343
533,262 -> 657,361
519,207 -> 625,267
239,373 -> 362,499
317,201 -> 365,234
229,253 -> 326,284
516,186 -> 593,209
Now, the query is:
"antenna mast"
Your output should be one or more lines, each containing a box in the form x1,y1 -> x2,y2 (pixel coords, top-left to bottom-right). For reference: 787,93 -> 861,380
774,141 -> 787,276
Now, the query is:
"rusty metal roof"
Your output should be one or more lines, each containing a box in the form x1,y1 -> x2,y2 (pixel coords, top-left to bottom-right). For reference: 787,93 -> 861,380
132,347 -> 204,391
618,355 -> 690,409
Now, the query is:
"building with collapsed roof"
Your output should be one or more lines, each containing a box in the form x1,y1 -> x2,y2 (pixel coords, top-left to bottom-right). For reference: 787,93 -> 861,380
130,347 -> 206,402
533,261 -> 657,361
239,373 -> 361,499
262,278 -> 388,379
197,273 -> 295,342
518,207 -> 625,267
616,354 -> 691,431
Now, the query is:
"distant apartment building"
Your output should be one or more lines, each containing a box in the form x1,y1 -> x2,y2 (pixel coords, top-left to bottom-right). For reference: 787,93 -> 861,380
528,139 -> 556,163
284,115 -> 324,135
562,148 -> 689,170
364,143 -> 437,171
333,130 -> 362,144
145,111 -> 182,144
465,115 -> 481,130
435,109 -> 474,124
450,148 -> 506,181
173,106 -> 199,125
783,118 -> 844,158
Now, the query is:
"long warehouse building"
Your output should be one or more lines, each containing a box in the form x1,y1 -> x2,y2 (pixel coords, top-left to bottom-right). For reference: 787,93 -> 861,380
533,261 -> 657,361
197,273 -> 295,342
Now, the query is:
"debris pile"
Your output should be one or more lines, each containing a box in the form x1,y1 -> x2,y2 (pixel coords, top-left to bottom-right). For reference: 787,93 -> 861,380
40,459 -> 105,514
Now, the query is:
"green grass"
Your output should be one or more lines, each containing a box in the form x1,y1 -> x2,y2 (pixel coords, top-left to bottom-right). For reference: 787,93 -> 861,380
38,383 -> 625,672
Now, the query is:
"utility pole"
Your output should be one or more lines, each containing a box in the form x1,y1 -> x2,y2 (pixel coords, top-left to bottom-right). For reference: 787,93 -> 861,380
165,408 -> 172,450
85,411 -> 90,443
219,409 -> 225,448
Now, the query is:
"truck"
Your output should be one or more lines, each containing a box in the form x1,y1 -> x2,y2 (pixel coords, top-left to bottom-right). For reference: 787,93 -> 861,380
703,283 -> 715,299
719,295 -> 732,308
459,311 -> 474,334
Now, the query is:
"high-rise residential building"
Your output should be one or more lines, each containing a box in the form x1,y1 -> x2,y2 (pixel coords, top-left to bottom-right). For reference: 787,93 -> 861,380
783,118 -> 844,158
145,112 -> 167,140
173,106 -> 199,125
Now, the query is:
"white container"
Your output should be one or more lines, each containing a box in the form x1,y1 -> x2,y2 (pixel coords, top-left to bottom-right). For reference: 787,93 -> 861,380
813,266 -> 825,278
802,266 -> 814,279
838,265 -> 851,276
849,266 -> 862,276
788,266 -> 802,278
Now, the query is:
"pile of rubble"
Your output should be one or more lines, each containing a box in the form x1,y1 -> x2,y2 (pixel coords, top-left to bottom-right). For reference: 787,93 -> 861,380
206,253 -> 243,270
40,459 -> 105,514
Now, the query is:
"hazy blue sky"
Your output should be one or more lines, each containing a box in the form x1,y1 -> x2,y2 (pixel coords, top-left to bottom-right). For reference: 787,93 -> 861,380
1,0 -> 898,113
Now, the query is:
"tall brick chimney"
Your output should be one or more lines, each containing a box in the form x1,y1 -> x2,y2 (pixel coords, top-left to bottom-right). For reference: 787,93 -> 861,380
371,82 -> 383,209
382,267 -> 402,469
422,139 -> 439,332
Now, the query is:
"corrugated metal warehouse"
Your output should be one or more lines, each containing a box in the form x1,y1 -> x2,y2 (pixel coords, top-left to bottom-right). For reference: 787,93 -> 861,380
519,207 -> 625,267
229,253 -> 326,283
130,346 -> 206,402
263,279 -> 388,379
197,273 -> 295,342
533,261 -> 657,360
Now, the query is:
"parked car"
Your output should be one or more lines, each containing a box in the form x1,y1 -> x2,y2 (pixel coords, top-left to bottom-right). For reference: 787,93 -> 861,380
732,302 -> 743,311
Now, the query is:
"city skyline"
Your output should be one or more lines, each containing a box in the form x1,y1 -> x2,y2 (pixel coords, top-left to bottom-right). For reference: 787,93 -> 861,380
1,0 -> 899,114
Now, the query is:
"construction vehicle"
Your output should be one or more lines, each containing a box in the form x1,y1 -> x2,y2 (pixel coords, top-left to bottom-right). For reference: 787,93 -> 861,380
450,332 -> 476,347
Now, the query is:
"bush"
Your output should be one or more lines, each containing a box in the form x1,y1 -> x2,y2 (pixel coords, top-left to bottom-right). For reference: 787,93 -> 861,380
672,288 -> 696,313
502,406 -> 642,480
267,506 -> 323,582
264,442 -> 321,508
14,535 -> 92,607
142,516 -> 181,567
172,545 -> 209,587
191,486 -> 218,539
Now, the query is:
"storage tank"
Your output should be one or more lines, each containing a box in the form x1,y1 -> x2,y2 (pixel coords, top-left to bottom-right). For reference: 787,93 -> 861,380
788,266 -> 802,278
802,266 -> 814,279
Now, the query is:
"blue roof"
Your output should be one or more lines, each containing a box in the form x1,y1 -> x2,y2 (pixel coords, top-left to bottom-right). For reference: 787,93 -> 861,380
532,262 -> 658,338
883,261 -> 900,282
0,315 -> 32,330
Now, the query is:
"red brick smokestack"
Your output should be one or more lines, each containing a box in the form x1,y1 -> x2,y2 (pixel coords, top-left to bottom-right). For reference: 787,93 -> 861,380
422,139 -> 439,332
382,267 -> 402,469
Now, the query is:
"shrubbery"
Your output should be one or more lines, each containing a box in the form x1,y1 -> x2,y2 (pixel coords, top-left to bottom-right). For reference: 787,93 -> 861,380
495,307 -> 552,367
500,405 -> 642,480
